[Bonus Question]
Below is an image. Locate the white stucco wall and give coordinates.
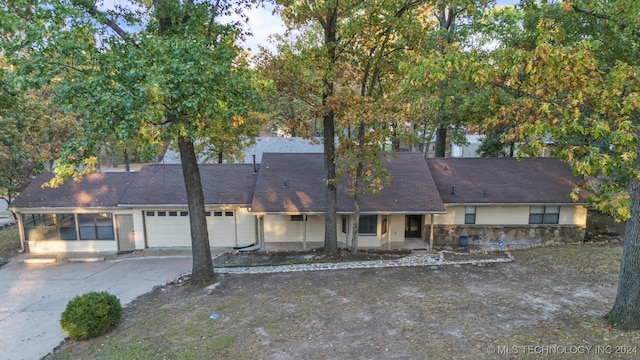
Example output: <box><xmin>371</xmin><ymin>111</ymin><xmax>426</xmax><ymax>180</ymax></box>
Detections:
<box><xmin>475</xmin><ymin>206</ymin><xmax>530</xmax><ymax>225</ymax></box>
<box><xmin>263</xmin><ymin>215</ymin><xmax>324</xmax><ymax>243</ymax></box>
<box><xmin>434</xmin><ymin>204</ymin><xmax>588</xmax><ymax>226</ymax></box>
<box><xmin>388</xmin><ymin>215</ymin><xmax>406</xmax><ymax>242</ymax></box>
<box><xmin>559</xmin><ymin>205</ymin><xmax>587</xmax><ymax>226</ymax></box>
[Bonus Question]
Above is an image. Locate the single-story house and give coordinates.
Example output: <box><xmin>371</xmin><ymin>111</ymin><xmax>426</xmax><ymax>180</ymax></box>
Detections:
<box><xmin>10</xmin><ymin>154</ymin><xmax>588</xmax><ymax>254</ymax></box>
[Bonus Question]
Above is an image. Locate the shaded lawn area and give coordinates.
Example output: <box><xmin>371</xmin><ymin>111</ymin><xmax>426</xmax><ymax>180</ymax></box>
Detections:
<box><xmin>47</xmin><ymin>245</ymin><xmax>640</xmax><ymax>360</ymax></box>
<box><xmin>0</xmin><ymin>226</ymin><xmax>21</xmax><ymax>268</ymax></box>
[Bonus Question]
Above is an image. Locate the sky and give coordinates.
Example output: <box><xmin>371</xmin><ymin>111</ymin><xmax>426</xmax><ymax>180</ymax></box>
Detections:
<box><xmin>232</xmin><ymin>0</ymin><xmax>520</xmax><ymax>55</ymax></box>
<box><xmin>100</xmin><ymin>0</ymin><xmax>519</xmax><ymax>55</ymax></box>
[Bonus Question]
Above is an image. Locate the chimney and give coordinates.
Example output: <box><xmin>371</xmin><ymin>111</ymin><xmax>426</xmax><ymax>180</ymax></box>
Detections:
<box><xmin>252</xmin><ymin>154</ymin><xmax>257</xmax><ymax>173</ymax></box>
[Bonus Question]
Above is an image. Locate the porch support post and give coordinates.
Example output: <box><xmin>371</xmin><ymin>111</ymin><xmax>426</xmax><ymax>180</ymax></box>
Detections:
<box><xmin>387</xmin><ymin>215</ymin><xmax>391</xmax><ymax>250</ymax></box>
<box><xmin>303</xmin><ymin>215</ymin><xmax>307</xmax><ymax>250</ymax></box>
<box><xmin>15</xmin><ymin>212</ymin><xmax>25</xmax><ymax>253</ymax></box>
<box><xmin>259</xmin><ymin>215</ymin><xmax>265</xmax><ymax>249</ymax></box>
<box><xmin>429</xmin><ymin>214</ymin><xmax>435</xmax><ymax>251</ymax></box>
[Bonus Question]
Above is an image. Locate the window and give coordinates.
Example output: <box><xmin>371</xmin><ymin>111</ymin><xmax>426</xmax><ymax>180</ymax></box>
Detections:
<box><xmin>213</xmin><ymin>211</ymin><xmax>222</xmax><ymax>216</ymax></box>
<box><xmin>465</xmin><ymin>206</ymin><xmax>476</xmax><ymax>224</ymax></box>
<box><xmin>529</xmin><ymin>206</ymin><xmax>560</xmax><ymax>224</ymax></box>
<box><xmin>157</xmin><ymin>211</ymin><xmax>166</xmax><ymax>216</ymax></box>
<box><xmin>225</xmin><ymin>211</ymin><xmax>234</xmax><ymax>217</ymax></box>
<box><xmin>22</xmin><ymin>213</ymin><xmax>76</xmax><ymax>241</ymax></box>
<box><xmin>205</xmin><ymin>211</ymin><xmax>211</xmax><ymax>216</ymax></box>
<box><xmin>169</xmin><ymin>211</ymin><xmax>178</xmax><ymax>217</ymax></box>
<box><xmin>291</xmin><ymin>215</ymin><xmax>304</xmax><ymax>221</ymax></box>
<box><xmin>22</xmin><ymin>213</ymin><xmax>115</xmax><ymax>241</ymax></box>
<box><xmin>180</xmin><ymin>211</ymin><xmax>188</xmax><ymax>216</ymax></box>
<box><xmin>78</xmin><ymin>213</ymin><xmax>114</xmax><ymax>240</ymax></box>
<box><xmin>146</xmin><ymin>211</ymin><xmax>155</xmax><ymax>216</ymax></box>
<box><xmin>359</xmin><ymin>215</ymin><xmax>377</xmax><ymax>235</ymax></box>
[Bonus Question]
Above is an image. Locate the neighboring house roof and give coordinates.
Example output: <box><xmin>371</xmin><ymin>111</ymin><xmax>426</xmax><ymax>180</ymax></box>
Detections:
<box><xmin>119</xmin><ymin>164</ymin><xmax>258</xmax><ymax>206</ymax></box>
<box><xmin>251</xmin><ymin>153</ymin><xmax>446</xmax><ymax>214</ymax></box>
<box><xmin>10</xmin><ymin>172</ymin><xmax>137</xmax><ymax>209</ymax></box>
<box><xmin>426</xmin><ymin>157</ymin><xmax>588</xmax><ymax>204</ymax></box>
<box><xmin>244</xmin><ymin>137</ymin><xmax>323</xmax><ymax>164</ymax></box>
<box><xmin>161</xmin><ymin>137</ymin><xmax>324</xmax><ymax>164</ymax></box>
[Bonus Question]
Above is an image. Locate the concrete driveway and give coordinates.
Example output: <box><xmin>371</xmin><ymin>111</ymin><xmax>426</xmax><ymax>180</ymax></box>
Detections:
<box><xmin>0</xmin><ymin>251</ymin><xmax>194</xmax><ymax>360</ymax></box>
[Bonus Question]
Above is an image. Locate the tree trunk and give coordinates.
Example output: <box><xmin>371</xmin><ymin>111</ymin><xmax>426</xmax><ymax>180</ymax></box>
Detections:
<box><xmin>323</xmin><ymin>110</ymin><xmax>338</xmax><ymax>255</ymax></box>
<box><xmin>321</xmin><ymin>10</ymin><xmax>339</xmax><ymax>256</ymax></box>
<box><xmin>435</xmin><ymin>126</ymin><xmax>447</xmax><ymax>157</ymax></box>
<box><xmin>178</xmin><ymin>136</ymin><xmax>215</xmax><ymax>286</ymax></box>
<box><xmin>350</xmin><ymin>123</ymin><xmax>366</xmax><ymax>254</ymax></box>
<box><xmin>607</xmin><ymin>176</ymin><xmax>640</xmax><ymax>330</ymax></box>
<box><xmin>124</xmin><ymin>149</ymin><xmax>130</xmax><ymax>172</ymax></box>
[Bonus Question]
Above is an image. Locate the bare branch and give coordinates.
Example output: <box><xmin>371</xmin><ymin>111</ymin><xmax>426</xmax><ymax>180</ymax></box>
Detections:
<box><xmin>70</xmin><ymin>0</ymin><xmax>132</xmax><ymax>42</ymax></box>
<box><xmin>570</xmin><ymin>4</ymin><xmax>640</xmax><ymax>38</ymax></box>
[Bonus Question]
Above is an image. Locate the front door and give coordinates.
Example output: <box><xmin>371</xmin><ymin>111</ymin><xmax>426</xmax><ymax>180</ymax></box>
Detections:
<box><xmin>116</xmin><ymin>215</ymin><xmax>136</xmax><ymax>252</ymax></box>
<box><xmin>405</xmin><ymin>215</ymin><xmax>422</xmax><ymax>238</ymax></box>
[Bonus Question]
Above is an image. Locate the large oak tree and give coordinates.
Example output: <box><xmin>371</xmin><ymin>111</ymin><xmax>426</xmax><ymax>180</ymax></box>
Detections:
<box><xmin>3</xmin><ymin>0</ymin><xmax>264</xmax><ymax>285</ymax></box>
<box><xmin>483</xmin><ymin>0</ymin><xmax>640</xmax><ymax>330</ymax></box>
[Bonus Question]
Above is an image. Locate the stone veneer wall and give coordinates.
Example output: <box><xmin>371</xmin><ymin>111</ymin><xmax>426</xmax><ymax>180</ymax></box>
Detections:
<box><xmin>433</xmin><ymin>225</ymin><xmax>586</xmax><ymax>247</ymax></box>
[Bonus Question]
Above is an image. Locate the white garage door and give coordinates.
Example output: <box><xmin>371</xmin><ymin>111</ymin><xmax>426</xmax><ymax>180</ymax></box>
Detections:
<box><xmin>207</xmin><ymin>210</ymin><xmax>237</xmax><ymax>247</ymax></box>
<box><xmin>144</xmin><ymin>210</ymin><xmax>237</xmax><ymax>248</ymax></box>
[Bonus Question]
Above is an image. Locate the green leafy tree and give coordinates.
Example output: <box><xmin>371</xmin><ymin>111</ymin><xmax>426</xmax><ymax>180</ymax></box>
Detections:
<box><xmin>276</xmin><ymin>0</ymin><xmax>348</xmax><ymax>255</ymax></box>
<box><xmin>483</xmin><ymin>0</ymin><xmax>640</xmax><ymax>329</ymax></box>
<box><xmin>3</xmin><ymin>0</ymin><xmax>264</xmax><ymax>285</ymax></box>
<box><xmin>0</xmin><ymin>68</ymin><xmax>82</xmax><ymax>208</ymax></box>
<box><xmin>275</xmin><ymin>0</ymin><xmax>441</xmax><ymax>253</ymax></box>
<box><xmin>333</xmin><ymin>0</ymin><xmax>431</xmax><ymax>252</ymax></box>
<box><xmin>256</xmin><ymin>32</ymin><xmax>324</xmax><ymax>138</ymax></box>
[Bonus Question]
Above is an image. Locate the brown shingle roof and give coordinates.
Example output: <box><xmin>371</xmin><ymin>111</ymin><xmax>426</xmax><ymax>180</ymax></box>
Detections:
<box><xmin>426</xmin><ymin>157</ymin><xmax>588</xmax><ymax>204</ymax></box>
<box><xmin>10</xmin><ymin>172</ymin><xmax>137</xmax><ymax>209</ymax></box>
<box><xmin>119</xmin><ymin>164</ymin><xmax>258</xmax><ymax>206</ymax></box>
<box><xmin>251</xmin><ymin>153</ymin><xmax>445</xmax><ymax>214</ymax></box>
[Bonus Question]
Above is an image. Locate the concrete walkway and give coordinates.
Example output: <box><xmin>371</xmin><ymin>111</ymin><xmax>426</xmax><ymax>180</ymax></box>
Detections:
<box><xmin>0</xmin><ymin>249</ymin><xmax>512</xmax><ymax>360</ymax></box>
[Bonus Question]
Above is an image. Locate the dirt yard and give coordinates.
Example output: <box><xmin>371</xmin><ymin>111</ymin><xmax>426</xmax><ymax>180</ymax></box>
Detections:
<box><xmin>45</xmin><ymin>244</ymin><xmax>640</xmax><ymax>360</ymax></box>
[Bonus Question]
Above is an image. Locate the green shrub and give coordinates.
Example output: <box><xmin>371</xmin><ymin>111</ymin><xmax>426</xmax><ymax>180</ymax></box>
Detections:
<box><xmin>60</xmin><ymin>291</ymin><xmax>122</xmax><ymax>340</ymax></box>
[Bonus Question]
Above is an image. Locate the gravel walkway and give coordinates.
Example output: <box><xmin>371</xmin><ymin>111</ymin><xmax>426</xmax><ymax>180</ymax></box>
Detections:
<box><xmin>212</xmin><ymin>251</ymin><xmax>514</xmax><ymax>275</ymax></box>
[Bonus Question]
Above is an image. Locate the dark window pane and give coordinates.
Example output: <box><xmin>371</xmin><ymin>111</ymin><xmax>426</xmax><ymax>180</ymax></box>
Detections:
<box><xmin>214</xmin><ymin>211</ymin><xmax>222</xmax><ymax>217</ymax></box>
<box><xmin>225</xmin><ymin>211</ymin><xmax>234</xmax><ymax>217</ymax></box>
<box><xmin>465</xmin><ymin>214</ymin><xmax>476</xmax><ymax>225</ymax></box>
<box><xmin>97</xmin><ymin>226</ymin><xmax>114</xmax><ymax>240</ymax></box>
<box><xmin>291</xmin><ymin>215</ymin><xmax>304</xmax><ymax>221</ymax></box>
<box><xmin>205</xmin><ymin>211</ymin><xmax>211</xmax><ymax>216</ymax></box>
<box><xmin>146</xmin><ymin>211</ymin><xmax>155</xmax><ymax>216</ymax></box>
<box><xmin>544</xmin><ymin>214</ymin><xmax>559</xmax><ymax>224</ymax></box>
<box><xmin>157</xmin><ymin>211</ymin><xmax>166</xmax><ymax>216</ymax></box>
<box><xmin>169</xmin><ymin>211</ymin><xmax>177</xmax><ymax>217</ymax></box>
<box><xmin>180</xmin><ymin>212</ymin><xmax>188</xmax><ymax>216</ymax></box>
<box><xmin>359</xmin><ymin>215</ymin><xmax>377</xmax><ymax>235</ymax></box>
<box><xmin>80</xmin><ymin>226</ymin><xmax>97</xmax><ymax>239</ymax></box>
<box><xmin>78</xmin><ymin>213</ymin><xmax>114</xmax><ymax>240</ymax></box>
<box><xmin>529</xmin><ymin>214</ymin><xmax>544</xmax><ymax>224</ymax></box>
